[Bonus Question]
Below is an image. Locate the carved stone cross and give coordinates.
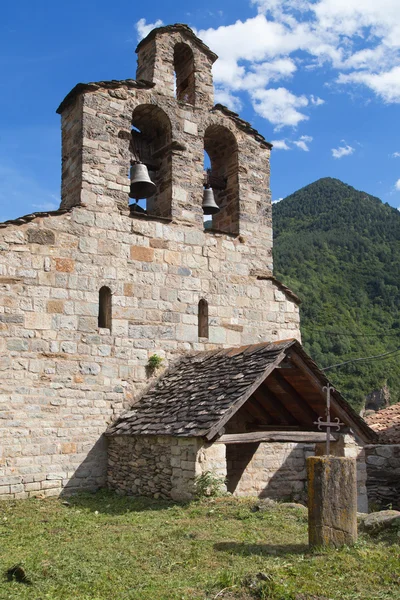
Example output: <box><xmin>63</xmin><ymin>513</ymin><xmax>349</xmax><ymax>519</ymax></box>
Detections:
<box><xmin>314</xmin><ymin>384</ymin><xmax>344</xmax><ymax>455</ymax></box>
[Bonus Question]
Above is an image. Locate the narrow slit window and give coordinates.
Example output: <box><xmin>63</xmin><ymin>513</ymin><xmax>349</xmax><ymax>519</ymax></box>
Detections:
<box><xmin>198</xmin><ymin>299</ymin><xmax>209</xmax><ymax>339</ymax></box>
<box><xmin>98</xmin><ymin>286</ymin><xmax>112</xmax><ymax>330</ymax></box>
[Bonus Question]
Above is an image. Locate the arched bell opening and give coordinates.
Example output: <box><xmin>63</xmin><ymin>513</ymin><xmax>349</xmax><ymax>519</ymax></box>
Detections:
<box><xmin>130</xmin><ymin>105</ymin><xmax>172</xmax><ymax>218</ymax></box>
<box><xmin>204</xmin><ymin>125</ymin><xmax>239</xmax><ymax>234</ymax></box>
<box><xmin>203</xmin><ymin>149</ymin><xmax>214</xmax><ymax>229</ymax></box>
<box><xmin>174</xmin><ymin>43</ymin><xmax>195</xmax><ymax>105</ymax></box>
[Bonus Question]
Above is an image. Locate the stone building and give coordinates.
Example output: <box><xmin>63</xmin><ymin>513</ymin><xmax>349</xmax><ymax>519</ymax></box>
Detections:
<box><xmin>0</xmin><ymin>24</ymin><xmax>375</xmax><ymax>504</ymax></box>
<box><xmin>364</xmin><ymin>404</ymin><xmax>400</xmax><ymax>510</ymax></box>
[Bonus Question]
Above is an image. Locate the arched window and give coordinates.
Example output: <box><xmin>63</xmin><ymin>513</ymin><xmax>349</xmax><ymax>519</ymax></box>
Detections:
<box><xmin>174</xmin><ymin>43</ymin><xmax>195</xmax><ymax>105</ymax></box>
<box><xmin>98</xmin><ymin>286</ymin><xmax>112</xmax><ymax>330</ymax></box>
<box><xmin>204</xmin><ymin>125</ymin><xmax>239</xmax><ymax>234</ymax></box>
<box><xmin>198</xmin><ymin>299</ymin><xmax>209</xmax><ymax>339</ymax></box>
<box><xmin>130</xmin><ymin>105</ymin><xmax>172</xmax><ymax>218</ymax></box>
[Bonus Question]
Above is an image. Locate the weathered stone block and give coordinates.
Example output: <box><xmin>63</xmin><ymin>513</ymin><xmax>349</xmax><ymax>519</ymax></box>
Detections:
<box><xmin>25</xmin><ymin>313</ymin><xmax>52</xmax><ymax>330</ymax></box>
<box><xmin>307</xmin><ymin>456</ymin><xmax>357</xmax><ymax>547</ymax></box>
<box><xmin>27</xmin><ymin>229</ymin><xmax>56</xmax><ymax>245</ymax></box>
<box><xmin>55</xmin><ymin>258</ymin><xmax>75</xmax><ymax>272</ymax></box>
<box><xmin>130</xmin><ymin>246</ymin><xmax>154</xmax><ymax>262</ymax></box>
<box><xmin>47</xmin><ymin>300</ymin><xmax>65</xmax><ymax>314</ymax></box>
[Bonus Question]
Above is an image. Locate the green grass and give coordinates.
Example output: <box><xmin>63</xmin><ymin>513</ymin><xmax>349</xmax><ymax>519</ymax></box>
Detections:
<box><xmin>0</xmin><ymin>492</ymin><xmax>399</xmax><ymax>599</ymax></box>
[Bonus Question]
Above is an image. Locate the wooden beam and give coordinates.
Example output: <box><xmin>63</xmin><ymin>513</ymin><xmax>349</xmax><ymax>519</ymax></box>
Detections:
<box><xmin>215</xmin><ymin>431</ymin><xmax>337</xmax><ymax>444</ymax></box>
<box><xmin>245</xmin><ymin>397</ymin><xmax>272</xmax><ymax>424</ymax></box>
<box><xmin>268</xmin><ymin>370</ymin><xmax>319</xmax><ymax>424</ymax></box>
<box><xmin>255</xmin><ymin>385</ymin><xmax>298</xmax><ymax>426</ymax></box>
<box><xmin>289</xmin><ymin>351</ymin><xmax>372</xmax><ymax>442</ymax></box>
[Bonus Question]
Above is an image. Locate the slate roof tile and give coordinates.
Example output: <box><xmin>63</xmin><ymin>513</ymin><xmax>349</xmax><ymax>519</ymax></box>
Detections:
<box><xmin>107</xmin><ymin>340</ymin><xmax>289</xmax><ymax>438</ymax></box>
<box><xmin>107</xmin><ymin>339</ymin><xmax>375</xmax><ymax>442</ymax></box>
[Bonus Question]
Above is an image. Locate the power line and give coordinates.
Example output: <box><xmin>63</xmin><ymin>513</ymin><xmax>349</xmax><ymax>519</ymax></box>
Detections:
<box><xmin>322</xmin><ymin>347</ymin><xmax>400</xmax><ymax>371</ymax></box>
<box><xmin>302</xmin><ymin>327</ymin><xmax>399</xmax><ymax>338</ymax></box>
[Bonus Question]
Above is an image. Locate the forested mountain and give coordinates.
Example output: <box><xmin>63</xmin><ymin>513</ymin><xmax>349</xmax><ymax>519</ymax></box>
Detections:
<box><xmin>273</xmin><ymin>177</ymin><xmax>400</xmax><ymax>411</ymax></box>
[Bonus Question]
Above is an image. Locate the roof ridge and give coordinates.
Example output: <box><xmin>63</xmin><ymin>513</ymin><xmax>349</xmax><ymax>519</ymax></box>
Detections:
<box><xmin>135</xmin><ymin>24</ymin><xmax>218</xmax><ymax>63</ymax></box>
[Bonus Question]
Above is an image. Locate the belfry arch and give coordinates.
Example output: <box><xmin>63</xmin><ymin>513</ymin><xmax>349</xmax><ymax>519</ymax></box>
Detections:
<box><xmin>204</xmin><ymin>124</ymin><xmax>239</xmax><ymax>234</ymax></box>
<box><xmin>130</xmin><ymin>104</ymin><xmax>173</xmax><ymax>218</ymax></box>
<box><xmin>174</xmin><ymin>43</ymin><xmax>196</xmax><ymax>105</ymax></box>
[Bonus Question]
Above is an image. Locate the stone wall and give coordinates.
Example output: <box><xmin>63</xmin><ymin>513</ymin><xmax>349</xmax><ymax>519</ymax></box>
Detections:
<box><xmin>107</xmin><ymin>438</ymin><xmax>312</xmax><ymax>502</ymax></box>
<box><xmin>107</xmin><ymin>435</ymin><xmax>368</xmax><ymax>506</ymax></box>
<box><xmin>365</xmin><ymin>445</ymin><xmax>400</xmax><ymax>510</ymax></box>
<box><xmin>0</xmin><ymin>210</ymin><xmax>300</xmax><ymax>500</ymax></box>
<box><xmin>108</xmin><ymin>435</ymin><xmax>199</xmax><ymax>500</ymax></box>
<box><xmin>224</xmin><ymin>442</ymin><xmax>313</xmax><ymax>503</ymax></box>
<box><xmin>0</xmin><ymin>25</ymin><xmax>301</xmax><ymax>500</ymax></box>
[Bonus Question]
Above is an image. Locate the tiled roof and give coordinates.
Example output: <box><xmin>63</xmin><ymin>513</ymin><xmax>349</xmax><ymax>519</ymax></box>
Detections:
<box><xmin>365</xmin><ymin>404</ymin><xmax>400</xmax><ymax>443</ymax></box>
<box><xmin>107</xmin><ymin>339</ymin><xmax>375</xmax><ymax>441</ymax></box>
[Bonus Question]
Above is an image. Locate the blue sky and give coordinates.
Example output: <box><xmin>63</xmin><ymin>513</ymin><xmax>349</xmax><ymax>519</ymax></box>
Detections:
<box><xmin>1</xmin><ymin>0</ymin><xmax>400</xmax><ymax>221</ymax></box>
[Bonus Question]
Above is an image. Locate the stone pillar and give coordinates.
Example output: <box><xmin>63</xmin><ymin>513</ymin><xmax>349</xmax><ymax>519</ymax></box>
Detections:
<box><xmin>307</xmin><ymin>456</ymin><xmax>357</xmax><ymax>547</ymax></box>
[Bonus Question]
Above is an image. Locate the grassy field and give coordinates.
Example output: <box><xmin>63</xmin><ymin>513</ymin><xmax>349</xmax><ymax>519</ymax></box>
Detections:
<box><xmin>0</xmin><ymin>492</ymin><xmax>399</xmax><ymax>600</ymax></box>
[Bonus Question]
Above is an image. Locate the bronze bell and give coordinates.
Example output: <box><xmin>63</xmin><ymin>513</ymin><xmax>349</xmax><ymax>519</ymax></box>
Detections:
<box><xmin>202</xmin><ymin>186</ymin><xmax>220</xmax><ymax>215</ymax></box>
<box><xmin>129</xmin><ymin>163</ymin><xmax>156</xmax><ymax>200</ymax></box>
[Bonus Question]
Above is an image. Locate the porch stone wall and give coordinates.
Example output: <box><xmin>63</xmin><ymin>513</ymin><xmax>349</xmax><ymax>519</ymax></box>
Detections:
<box><xmin>224</xmin><ymin>442</ymin><xmax>314</xmax><ymax>503</ymax></box>
<box><xmin>107</xmin><ymin>435</ymin><xmax>368</xmax><ymax>506</ymax></box>
<box><xmin>107</xmin><ymin>435</ymin><xmax>199</xmax><ymax>500</ymax></box>
<box><xmin>365</xmin><ymin>444</ymin><xmax>400</xmax><ymax>511</ymax></box>
<box><xmin>197</xmin><ymin>436</ymin><xmax>368</xmax><ymax>510</ymax></box>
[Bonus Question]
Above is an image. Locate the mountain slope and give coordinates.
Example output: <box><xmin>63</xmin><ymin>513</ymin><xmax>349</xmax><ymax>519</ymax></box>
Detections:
<box><xmin>273</xmin><ymin>177</ymin><xmax>400</xmax><ymax>410</ymax></box>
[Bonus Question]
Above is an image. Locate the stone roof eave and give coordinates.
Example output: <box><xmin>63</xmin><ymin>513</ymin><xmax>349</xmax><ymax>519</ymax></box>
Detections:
<box><xmin>56</xmin><ymin>79</ymin><xmax>155</xmax><ymax>115</ymax></box>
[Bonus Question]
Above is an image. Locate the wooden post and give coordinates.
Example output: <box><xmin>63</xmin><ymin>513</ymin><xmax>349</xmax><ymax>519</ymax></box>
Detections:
<box><xmin>307</xmin><ymin>456</ymin><xmax>357</xmax><ymax>547</ymax></box>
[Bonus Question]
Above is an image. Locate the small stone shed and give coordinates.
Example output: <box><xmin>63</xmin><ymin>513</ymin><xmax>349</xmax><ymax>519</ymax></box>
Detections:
<box><xmin>107</xmin><ymin>339</ymin><xmax>375</xmax><ymax>507</ymax></box>
<box><xmin>365</xmin><ymin>404</ymin><xmax>400</xmax><ymax>510</ymax></box>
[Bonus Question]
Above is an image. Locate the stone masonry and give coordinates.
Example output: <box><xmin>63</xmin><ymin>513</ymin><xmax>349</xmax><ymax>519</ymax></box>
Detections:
<box><xmin>108</xmin><ymin>436</ymin><xmax>311</xmax><ymax>502</ymax></box>
<box><xmin>365</xmin><ymin>445</ymin><xmax>400</xmax><ymax>510</ymax></box>
<box><xmin>0</xmin><ymin>25</ymin><xmax>300</xmax><ymax>499</ymax></box>
<box><xmin>108</xmin><ymin>435</ymin><xmax>368</xmax><ymax>505</ymax></box>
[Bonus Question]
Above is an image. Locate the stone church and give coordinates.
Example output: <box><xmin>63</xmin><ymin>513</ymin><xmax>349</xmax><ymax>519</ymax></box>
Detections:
<box><xmin>0</xmin><ymin>24</ymin><xmax>375</xmax><ymax>507</ymax></box>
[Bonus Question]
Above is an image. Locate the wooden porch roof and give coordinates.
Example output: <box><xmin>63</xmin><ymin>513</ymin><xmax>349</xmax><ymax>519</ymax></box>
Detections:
<box><xmin>107</xmin><ymin>339</ymin><xmax>376</xmax><ymax>443</ymax></box>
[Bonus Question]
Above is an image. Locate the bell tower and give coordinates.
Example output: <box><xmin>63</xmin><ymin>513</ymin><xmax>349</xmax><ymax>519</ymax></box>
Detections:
<box><xmin>57</xmin><ymin>23</ymin><xmax>273</xmax><ymax>266</ymax></box>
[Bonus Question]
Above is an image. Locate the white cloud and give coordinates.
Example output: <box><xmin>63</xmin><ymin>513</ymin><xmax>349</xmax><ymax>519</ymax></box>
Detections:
<box><xmin>195</xmin><ymin>0</ymin><xmax>400</xmax><ymax>127</ymax></box>
<box><xmin>332</xmin><ymin>144</ymin><xmax>355</xmax><ymax>159</ymax></box>
<box><xmin>214</xmin><ymin>88</ymin><xmax>242</xmax><ymax>112</ymax></box>
<box><xmin>271</xmin><ymin>139</ymin><xmax>290</xmax><ymax>150</ymax></box>
<box><xmin>136</xmin><ymin>18</ymin><xmax>164</xmax><ymax>41</ymax></box>
<box><xmin>251</xmin><ymin>87</ymin><xmax>310</xmax><ymax>128</ymax></box>
<box><xmin>395</xmin><ymin>179</ymin><xmax>400</xmax><ymax>191</ymax></box>
<box><xmin>293</xmin><ymin>135</ymin><xmax>313</xmax><ymax>151</ymax></box>
<box><xmin>272</xmin><ymin>197</ymin><xmax>283</xmax><ymax>203</ymax></box>
<box><xmin>197</xmin><ymin>16</ymin><xmax>324</xmax><ymax>127</ymax></box>
<box><xmin>392</xmin><ymin>152</ymin><xmax>400</xmax><ymax>158</ymax></box>
<box><xmin>310</xmin><ymin>95</ymin><xmax>324</xmax><ymax>106</ymax></box>
<box><xmin>338</xmin><ymin>66</ymin><xmax>400</xmax><ymax>103</ymax></box>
